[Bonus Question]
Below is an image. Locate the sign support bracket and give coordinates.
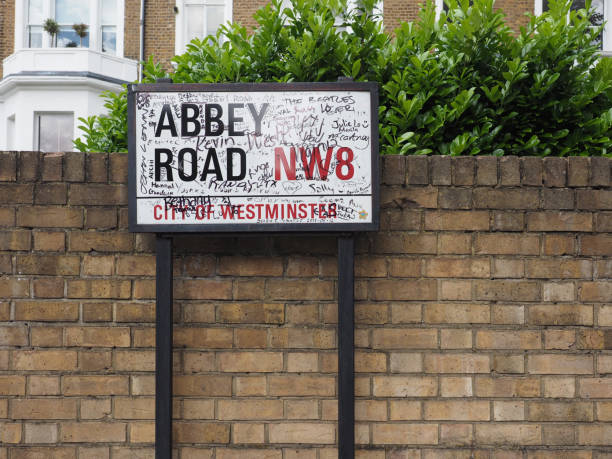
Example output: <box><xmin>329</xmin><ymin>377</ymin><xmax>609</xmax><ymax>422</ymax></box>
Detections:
<box><xmin>338</xmin><ymin>234</ymin><xmax>355</xmax><ymax>458</ymax></box>
<box><xmin>155</xmin><ymin>234</ymin><xmax>173</xmax><ymax>459</ymax></box>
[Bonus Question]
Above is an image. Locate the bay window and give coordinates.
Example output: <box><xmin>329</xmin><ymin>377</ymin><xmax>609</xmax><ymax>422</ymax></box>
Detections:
<box><xmin>56</xmin><ymin>0</ymin><xmax>90</xmax><ymax>48</ymax></box>
<box><xmin>27</xmin><ymin>0</ymin><xmax>44</xmax><ymax>47</ymax></box>
<box><xmin>20</xmin><ymin>0</ymin><xmax>123</xmax><ymax>55</ymax></box>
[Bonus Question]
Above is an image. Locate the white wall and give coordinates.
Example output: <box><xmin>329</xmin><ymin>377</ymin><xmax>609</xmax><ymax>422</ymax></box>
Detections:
<box><xmin>0</xmin><ymin>78</ymin><xmax>118</xmax><ymax>151</ymax></box>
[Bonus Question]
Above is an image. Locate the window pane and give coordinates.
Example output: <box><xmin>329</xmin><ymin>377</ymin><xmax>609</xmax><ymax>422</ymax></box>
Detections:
<box><xmin>55</xmin><ymin>0</ymin><xmax>89</xmax><ymax>24</ymax></box>
<box><xmin>29</xmin><ymin>26</ymin><xmax>43</xmax><ymax>47</ymax></box>
<box><xmin>102</xmin><ymin>26</ymin><xmax>117</xmax><ymax>53</ymax></box>
<box><xmin>37</xmin><ymin>113</ymin><xmax>74</xmax><ymax>152</ymax></box>
<box><xmin>28</xmin><ymin>0</ymin><xmax>44</xmax><ymax>24</ymax></box>
<box><xmin>187</xmin><ymin>5</ymin><xmax>205</xmax><ymax>40</ymax></box>
<box><xmin>101</xmin><ymin>0</ymin><xmax>117</xmax><ymax>25</ymax></box>
<box><xmin>58</xmin><ymin>26</ymin><xmax>89</xmax><ymax>47</ymax></box>
<box><xmin>206</xmin><ymin>5</ymin><xmax>225</xmax><ymax>36</ymax></box>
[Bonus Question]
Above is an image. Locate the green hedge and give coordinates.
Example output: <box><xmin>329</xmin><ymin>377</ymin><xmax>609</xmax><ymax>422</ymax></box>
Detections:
<box><xmin>75</xmin><ymin>0</ymin><xmax>612</xmax><ymax>156</ymax></box>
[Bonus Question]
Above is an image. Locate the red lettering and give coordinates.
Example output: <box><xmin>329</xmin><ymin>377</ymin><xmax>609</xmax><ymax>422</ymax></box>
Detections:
<box><xmin>335</xmin><ymin>147</ymin><xmax>354</xmax><ymax>180</ymax></box>
<box><xmin>154</xmin><ymin>205</ymin><xmax>163</xmax><ymax>220</ymax></box>
<box><xmin>287</xmin><ymin>204</ymin><xmax>297</xmax><ymax>219</ymax></box>
<box><xmin>298</xmin><ymin>203</ymin><xmax>307</xmax><ymax>218</ymax></box>
<box><xmin>274</xmin><ymin>147</ymin><xmax>296</xmax><ymax>180</ymax></box>
<box><xmin>221</xmin><ymin>205</ymin><xmax>235</xmax><ymax>219</ymax></box>
<box><xmin>265</xmin><ymin>204</ymin><xmax>278</xmax><ymax>219</ymax></box>
<box><xmin>246</xmin><ymin>204</ymin><xmax>255</xmax><ymax>219</ymax></box>
<box><xmin>329</xmin><ymin>203</ymin><xmax>337</xmax><ymax>218</ymax></box>
<box><xmin>300</xmin><ymin>147</ymin><xmax>333</xmax><ymax>180</ymax></box>
<box><xmin>195</xmin><ymin>205</ymin><xmax>205</xmax><ymax>220</ymax></box>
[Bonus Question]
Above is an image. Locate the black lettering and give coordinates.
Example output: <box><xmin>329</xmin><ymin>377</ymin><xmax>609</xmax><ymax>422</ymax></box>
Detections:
<box><xmin>227</xmin><ymin>147</ymin><xmax>246</xmax><ymax>181</ymax></box>
<box><xmin>178</xmin><ymin>148</ymin><xmax>197</xmax><ymax>181</ymax></box>
<box><xmin>200</xmin><ymin>148</ymin><xmax>223</xmax><ymax>181</ymax></box>
<box><xmin>205</xmin><ymin>104</ymin><xmax>224</xmax><ymax>136</ymax></box>
<box><xmin>154</xmin><ymin>148</ymin><xmax>173</xmax><ymax>181</ymax></box>
<box><xmin>228</xmin><ymin>103</ymin><xmax>245</xmax><ymax>136</ymax></box>
<box><xmin>155</xmin><ymin>104</ymin><xmax>178</xmax><ymax>137</ymax></box>
<box><xmin>181</xmin><ymin>103</ymin><xmax>201</xmax><ymax>136</ymax></box>
<box><xmin>247</xmin><ymin>103</ymin><xmax>269</xmax><ymax>135</ymax></box>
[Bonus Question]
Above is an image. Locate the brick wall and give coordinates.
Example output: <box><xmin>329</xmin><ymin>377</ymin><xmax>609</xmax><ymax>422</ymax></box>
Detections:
<box><xmin>0</xmin><ymin>152</ymin><xmax>611</xmax><ymax>457</ymax></box>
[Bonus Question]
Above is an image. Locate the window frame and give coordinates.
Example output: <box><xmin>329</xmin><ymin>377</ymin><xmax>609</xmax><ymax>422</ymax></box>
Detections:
<box><xmin>33</xmin><ymin>111</ymin><xmax>74</xmax><ymax>153</ymax></box>
<box><xmin>174</xmin><ymin>0</ymin><xmax>233</xmax><ymax>55</ymax></box>
<box><xmin>534</xmin><ymin>0</ymin><xmax>611</xmax><ymax>54</ymax></box>
<box><xmin>16</xmin><ymin>0</ymin><xmax>125</xmax><ymax>56</ymax></box>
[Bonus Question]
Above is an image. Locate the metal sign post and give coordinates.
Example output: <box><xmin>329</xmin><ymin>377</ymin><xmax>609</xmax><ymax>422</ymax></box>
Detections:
<box><xmin>155</xmin><ymin>235</ymin><xmax>173</xmax><ymax>459</ymax></box>
<box><xmin>128</xmin><ymin>80</ymin><xmax>378</xmax><ymax>458</ymax></box>
<box><xmin>338</xmin><ymin>235</ymin><xmax>355</xmax><ymax>458</ymax></box>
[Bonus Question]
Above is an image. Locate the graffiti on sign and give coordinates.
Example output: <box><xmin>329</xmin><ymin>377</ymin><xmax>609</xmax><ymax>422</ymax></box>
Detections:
<box><xmin>129</xmin><ymin>83</ymin><xmax>378</xmax><ymax>232</ymax></box>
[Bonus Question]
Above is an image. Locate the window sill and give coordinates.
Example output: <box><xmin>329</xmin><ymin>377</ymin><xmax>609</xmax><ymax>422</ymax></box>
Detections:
<box><xmin>3</xmin><ymin>48</ymin><xmax>138</xmax><ymax>82</ymax></box>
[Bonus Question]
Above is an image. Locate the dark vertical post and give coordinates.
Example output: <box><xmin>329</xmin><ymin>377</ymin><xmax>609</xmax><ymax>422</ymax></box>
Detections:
<box><xmin>338</xmin><ymin>235</ymin><xmax>355</xmax><ymax>459</ymax></box>
<box><xmin>156</xmin><ymin>235</ymin><xmax>173</xmax><ymax>459</ymax></box>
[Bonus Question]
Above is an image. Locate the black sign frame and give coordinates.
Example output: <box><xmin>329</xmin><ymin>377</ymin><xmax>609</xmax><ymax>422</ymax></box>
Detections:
<box><xmin>127</xmin><ymin>81</ymin><xmax>379</xmax><ymax>233</ymax></box>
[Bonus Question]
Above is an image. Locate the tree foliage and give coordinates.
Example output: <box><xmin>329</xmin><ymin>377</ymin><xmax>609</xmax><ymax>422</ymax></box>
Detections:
<box><xmin>75</xmin><ymin>0</ymin><xmax>612</xmax><ymax>156</ymax></box>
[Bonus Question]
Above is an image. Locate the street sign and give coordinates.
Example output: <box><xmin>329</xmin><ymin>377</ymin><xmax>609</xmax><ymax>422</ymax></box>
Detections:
<box><xmin>128</xmin><ymin>82</ymin><xmax>379</xmax><ymax>232</ymax></box>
